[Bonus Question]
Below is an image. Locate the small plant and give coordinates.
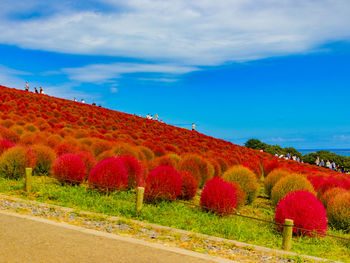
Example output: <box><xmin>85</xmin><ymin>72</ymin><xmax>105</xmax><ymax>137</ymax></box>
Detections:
<box><xmin>200</xmin><ymin>176</ymin><xmax>237</xmax><ymax>216</ymax></box>
<box><xmin>320</xmin><ymin>187</ymin><xmax>347</xmax><ymax>208</ymax></box>
<box><xmin>327</xmin><ymin>192</ymin><xmax>350</xmax><ymax>232</ymax></box>
<box><xmin>264</xmin><ymin>168</ymin><xmax>291</xmax><ymax>197</ymax></box>
<box><xmin>178</xmin><ymin>171</ymin><xmax>198</xmax><ymax>200</ymax></box>
<box><xmin>119</xmin><ymin>155</ymin><xmax>144</xmax><ymax>189</ymax></box>
<box><xmin>144</xmin><ymin>165</ymin><xmax>182</xmax><ymax>203</ymax></box>
<box><xmin>275</xmin><ymin>191</ymin><xmax>327</xmax><ymax>236</ymax></box>
<box><xmin>271</xmin><ymin>174</ymin><xmax>315</xmax><ymax>206</ymax></box>
<box><xmin>0</xmin><ymin>145</ymin><xmax>36</xmax><ymax>179</ymax></box>
<box><xmin>52</xmin><ymin>154</ymin><xmax>86</xmax><ymax>184</ymax></box>
<box><xmin>88</xmin><ymin>157</ymin><xmax>127</xmax><ymax>191</ymax></box>
<box><xmin>222</xmin><ymin>165</ymin><xmax>258</xmax><ymax>204</ymax></box>
<box><xmin>32</xmin><ymin>144</ymin><xmax>56</xmax><ymax>175</ymax></box>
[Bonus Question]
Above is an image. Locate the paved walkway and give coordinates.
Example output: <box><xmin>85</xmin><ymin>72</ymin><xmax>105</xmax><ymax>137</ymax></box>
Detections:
<box><xmin>0</xmin><ymin>211</ymin><xmax>235</xmax><ymax>263</ymax></box>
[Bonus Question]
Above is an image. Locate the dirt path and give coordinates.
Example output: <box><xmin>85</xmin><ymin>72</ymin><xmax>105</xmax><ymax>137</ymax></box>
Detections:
<box><xmin>0</xmin><ymin>211</ymin><xmax>236</xmax><ymax>263</ymax></box>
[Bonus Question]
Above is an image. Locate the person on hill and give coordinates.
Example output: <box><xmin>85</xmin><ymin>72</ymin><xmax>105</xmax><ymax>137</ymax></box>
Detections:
<box><xmin>331</xmin><ymin>161</ymin><xmax>336</xmax><ymax>171</ymax></box>
<box><xmin>98</xmin><ymin>104</ymin><xmax>101</xmax><ymax>107</ymax></box>
<box><xmin>155</xmin><ymin>113</ymin><xmax>159</xmax><ymax>121</ymax></box>
<box><xmin>34</xmin><ymin>87</ymin><xmax>38</xmax><ymax>93</ymax></box>
<box><xmin>73</xmin><ymin>97</ymin><xmax>77</xmax><ymax>102</ymax></box>
<box><xmin>319</xmin><ymin>159</ymin><xmax>325</xmax><ymax>167</ymax></box>
<box><xmin>24</xmin><ymin>82</ymin><xmax>29</xmax><ymax>91</ymax></box>
<box><xmin>81</xmin><ymin>99</ymin><xmax>85</xmax><ymax>103</ymax></box>
<box><xmin>326</xmin><ymin>160</ymin><xmax>331</xmax><ymax>169</ymax></box>
<box><xmin>192</xmin><ymin>123</ymin><xmax>195</xmax><ymax>131</ymax></box>
<box><xmin>92</xmin><ymin>101</ymin><xmax>96</xmax><ymax>106</ymax></box>
<box><xmin>39</xmin><ymin>87</ymin><xmax>44</xmax><ymax>94</ymax></box>
<box><xmin>315</xmin><ymin>157</ymin><xmax>320</xmax><ymax>166</ymax></box>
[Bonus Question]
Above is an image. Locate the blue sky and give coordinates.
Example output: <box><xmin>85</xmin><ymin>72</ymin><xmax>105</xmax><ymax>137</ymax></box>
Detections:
<box><xmin>1</xmin><ymin>0</ymin><xmax>350</xmax><ymax>149</ymax></box>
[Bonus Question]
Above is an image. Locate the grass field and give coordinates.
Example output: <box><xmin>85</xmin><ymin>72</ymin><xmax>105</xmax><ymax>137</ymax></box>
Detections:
<box><xmin>0</xmin><ymin>176</ymin><xmax>349</xmax><ymax>262</ymax></box>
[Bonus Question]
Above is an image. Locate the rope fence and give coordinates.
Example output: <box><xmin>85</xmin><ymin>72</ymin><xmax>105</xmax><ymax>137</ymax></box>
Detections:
<box><xmin>23</xmin><ymin>168</ymin><xmax>350</xmax><ymax>250</ymax></box>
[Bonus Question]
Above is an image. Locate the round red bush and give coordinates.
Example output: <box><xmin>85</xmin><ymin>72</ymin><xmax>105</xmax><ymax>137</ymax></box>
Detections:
<box><xmin>118</xmin><ymin>155</ymin><xmax>144</xmax><ymax>189</ymax></box>
<box><xmin>178</xmin><ymin>171</ymin><xmax>198</xmax><ymax>200</ymax></box>
<box><xmin>88</xmin><ymin>157</ymin><xmax>127</xmax><ymax>191</ymax></box>
<box><xmin>144</xmin><ymin>165</ymin><xmax>182</xmax><ymax>203</ymax></box>
<box><xmin>275</xmin><ymin>191</ymin><xmax>327</xmax><ymax>236</ymax></box>
<box><xmin>200</xmin><ymin>177</ymin><xmax>237</xmax><ymax>216</ymax></box>
<box><xmin>52</xmin><ymin>154</ymin><xmax>87</xmax><ymax>184</ymax></box>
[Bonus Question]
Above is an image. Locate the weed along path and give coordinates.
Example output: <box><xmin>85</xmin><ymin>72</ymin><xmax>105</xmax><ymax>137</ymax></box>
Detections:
<box><xmin>0</xmin><ymin>211</ymin><xmax>236</xmax><ymax>263</ymax></box>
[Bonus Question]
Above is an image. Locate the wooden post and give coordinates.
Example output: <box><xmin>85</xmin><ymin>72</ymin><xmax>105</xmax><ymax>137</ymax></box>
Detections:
<box><xmin>282</xmin><ymin>219</ymin><xmax>294</xmax><ymax>250</ymax></box>
<box><xmin>136</xmin><ymin>187</ymin><xmax>145</xmax><ymax>213</ymax></box>
<box><xmin>25</xmin><ymin>168</ymin><xmax>32</xmax><ymax>193</ymax></box>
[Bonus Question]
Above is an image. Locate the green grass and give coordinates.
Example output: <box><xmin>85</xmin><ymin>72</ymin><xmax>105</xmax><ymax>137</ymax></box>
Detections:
<box><xmin>0</xmin><ymin>176</ymin><xmax>349</xmax><ymax>262</ymax></box>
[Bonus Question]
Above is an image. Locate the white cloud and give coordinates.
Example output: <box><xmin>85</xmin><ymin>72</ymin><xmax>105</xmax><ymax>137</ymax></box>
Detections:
<box><xmin>0</xmin><ymin>0</ymin><xmax>349</xmax><ymax>66</ymax></box>
<box><xmin>0</xmin><ymin>65</ymin><xmax>31</xmax><ymax>89</ymax></box>
<box><xmin>110</xmin><ymin>87</ymin><xmax>118</xmax><ymax>93</ymax></box>
<box><xmin>62</xmin><ymin>62</ymin><xmax>198</xmax><ymax>83</ymax></box>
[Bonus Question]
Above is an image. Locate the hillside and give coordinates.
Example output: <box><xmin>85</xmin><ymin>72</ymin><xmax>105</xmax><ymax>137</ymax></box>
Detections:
<box><xmin>0</xmin><ymin>85</ymin><xmax>340</xmax><ymax>179</ymax></box>
<box><xmin>1</xmin><ymin>84</ymin><xmax>350</xmax><ymax>261</ymax></box>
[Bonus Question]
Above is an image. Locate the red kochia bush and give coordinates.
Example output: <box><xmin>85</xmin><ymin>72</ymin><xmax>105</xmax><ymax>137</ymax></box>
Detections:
<box><xmin>119</xmin><ymin>155</ymin><xmax>144</xmax><ymax>189</ymax></box>
<box><xmin>88</xmin><ymin>157</ymin><xmax>127</xmax><ymax>191</ymax></box>
<box><xmin>52</xmin><ymin>154</ymin><xmax>86</xmax><ymax>184</ymax></box>
<box><xmin>178</xmin><ymin>171</ymin><xmax>198</xmax><ymax>200</ymax></box>
<box><xmin>144</xmin><ymin>165</ymin><xmax>182</xmax><ymax>203</ymax></box>
<box><xmin>0</xmin><ymin>139</ymin><xmax>15</xmax><ymax>155</ymax></box>
<box><xmin>200</xmin><ymin>177</ymin><xmax>237</xmax><ymax>216</ymax></box>
<box><xmin>275</xmin><ymin>191</ymin><xmax>327</xmax><ymax>236</ymax></box>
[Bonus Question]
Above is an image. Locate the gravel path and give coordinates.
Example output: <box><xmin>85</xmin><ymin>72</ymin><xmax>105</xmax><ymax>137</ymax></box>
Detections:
<box><xmin>0</xmin><ymin>195</ymin><xmax>317</xmax><ymax>263</ymax></box>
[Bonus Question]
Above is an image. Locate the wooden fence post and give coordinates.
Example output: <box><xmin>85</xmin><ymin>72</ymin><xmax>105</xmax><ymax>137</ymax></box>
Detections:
<box><xmin>282</xmin><ymin>219</ymin><xmax>294</xmax><ymax>250</ymax></box>
<box><xmin>136</xmin><ymin>187</ymin><xmax>145</xmax><ymax>213</ymax></box>
<box><xmin>25</xmin><ymin>168</ymin><xmax>32</xmax><ymax>193</ymax></box>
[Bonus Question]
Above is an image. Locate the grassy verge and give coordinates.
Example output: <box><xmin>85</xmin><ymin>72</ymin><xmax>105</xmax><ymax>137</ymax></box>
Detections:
<box><xmin>0</xmin><ymin>176</ymin><xmax>349</xmax><ymax>262</ymax></box>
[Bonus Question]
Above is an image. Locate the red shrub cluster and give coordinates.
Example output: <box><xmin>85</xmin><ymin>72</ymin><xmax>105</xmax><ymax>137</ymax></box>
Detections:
<box><xmin>88</xmin><ymin>157</ymin><xmax>128</xmax><ymax>191</ymax></box>
<box><xmin>200</xmin><ymin>177</ymin><xmax>237</xmax><ymax>216</ymax></box>
<box><xmin>119</xmin><ymin>155</ymin><xmax>144</xmax><ymax>189</ymax></box>
<box><xmin>52</xmin><ymin>154</ymin><xmax>86</xmax><ymax>184</ymax></box>
<box><xmin>275</xmin><ymin>191</ymin><xmax>327</xmax><ymax>236</ymax></box>
<box><xmin>178</xmin><ymin>171</ymin><xmax>198</xmax><ymax>200</ymax></box>
<box><xmin>144</xmin><ymin>165</ymin><xmax>182</xmax><ymax>203</ymax></box>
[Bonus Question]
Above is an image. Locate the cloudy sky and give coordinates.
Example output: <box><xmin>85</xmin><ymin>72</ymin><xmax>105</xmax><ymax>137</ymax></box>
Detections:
<box><xmin>1</xmin><ymin>0</ymin><xmax>350</xmax><ymax>148</ymax></box>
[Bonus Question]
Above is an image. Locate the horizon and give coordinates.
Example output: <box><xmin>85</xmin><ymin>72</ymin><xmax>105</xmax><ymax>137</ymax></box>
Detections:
<box><xmin>1</xmin><ymin>1</ymin><xmax>350</xmax><ymax>149</ymax></box>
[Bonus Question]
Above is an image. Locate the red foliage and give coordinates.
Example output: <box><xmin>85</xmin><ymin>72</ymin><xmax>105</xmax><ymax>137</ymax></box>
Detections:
<box><xmin>200</xmin><ymin>177</ymin><xmax>237</xmax><ymax>216</ymax></box>
<box><xmin>0</xmin><ymin>126</ymin><xmax>19</xmax><ymax>143</ymax></box>
<box><xmin>178</xmin><ymin>171</ymin><xmax>198</xmax><ymax>200</ymax></box>
<box><xmin>144</xmin><ymin>165</ymin><xmax>182</xmax><ymax>203</ymax></box>
<box><xmin>275</xmin><ymin>191</ymin><xmax>327</xmax><ymax>236</ymax></box>
<box><xmin>0</xmin><ymin>139</ymin><xmax>15</xmax><ymax>155</ymax></box>
<box><xmin>88</xmin><ymin>157</ymin><xmax>127</xmax><ymax>191</ymax></box>
<box><xmin>52</xmin><ymin>154</ymin><xmax>87</xmax><ymax>184</ymax></box>
<box><xmin>55</xmin><ymin>143</ymin><xmax>77</xmax><ymax>156</ymax></box>
<box><xmin>75</xmin><ymin>150</ymin><xmax>96</xmax><ymax>173</ymax></box>
<box><xmin>118</xmin><ymin>155</ymin><xmax>144</xmax><ymax>189</ymax></box>
<box><xmin>262</xmin><ymin>159</ymin><xmax>280</xmax><ymax>176</ymax></box>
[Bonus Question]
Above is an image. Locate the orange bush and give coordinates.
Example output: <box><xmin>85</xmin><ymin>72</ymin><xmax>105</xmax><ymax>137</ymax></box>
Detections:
<box><xmin>264</xmin><ymin>168</ymin><xmax>291</xmax><ymax>197</ymax></box>
<box><xmin>320</xmin><ymin>187</ymin><xmax>347</xmax><ymax>208</ymax></box>
<box><xmin>271</xmin><ymin>174</ymin><xmax>315</xmax><ymax>206</ymax></box>
<box><xmin>327</xmin><ymin>192</ymin><xmax>350</xmax><ymax>231</ymax></box>
<box><xmin>222</xmin><ymin>165</ymin><xmax>259</xmax><ymax>204</ymax></box>
<box><xmin>32</xmin><ymin>144</ymin><xmax>56</xmax><ymax>175</ymax></box>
